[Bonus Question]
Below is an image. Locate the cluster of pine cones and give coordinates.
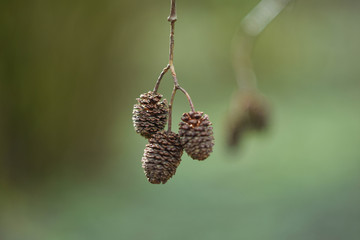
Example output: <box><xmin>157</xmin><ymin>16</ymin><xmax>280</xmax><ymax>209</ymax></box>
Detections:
<box><xmin>132</xmin><ymin>91</ymin><xmax>214</xmax><ymax>184</ymax></box>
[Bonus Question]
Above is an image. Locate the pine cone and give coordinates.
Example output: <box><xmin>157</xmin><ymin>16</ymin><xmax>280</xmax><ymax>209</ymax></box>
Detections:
<box><xmin>179</xmin><ymin>111</ymin><xmax>214</xmax><ymax>160</ymax></box>
<box><xmin>227</xmin><ymin>114</ymin><xmax>249</xmax><ymax>148</ymax></box>
<box><xmin>142</xmin><ymin>131</ymin><xmax>183</xmax><ymax>184</ymax></box>
<box><xmin>132</xmin><ymin>91</ymin><xmax>168</xmax><ymax>138</ymax></box>
<box><xmin>226</xmin><ymin>91</ymin><xmax>269</xmax><ymax>149</ymax></box>
<box><xmin>247</xmin><ymin>96</ymin><xmax>268</xmax><ymax>130</ymax></box>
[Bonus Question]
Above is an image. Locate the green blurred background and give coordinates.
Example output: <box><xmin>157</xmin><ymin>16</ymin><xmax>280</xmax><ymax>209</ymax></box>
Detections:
<box><xmin>1</xmin><ymin>0</ymin><xmax>360</xmax><ymax>239</ymax></box>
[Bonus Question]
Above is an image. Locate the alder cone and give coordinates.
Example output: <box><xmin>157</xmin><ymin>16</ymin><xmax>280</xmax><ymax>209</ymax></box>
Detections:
<box><xmin>227</xmin><ymin>115</ymin><xmax>249</xmax><ymax>148</ymax></box>
<box><xmin>142</xmin><ymin>131</ymin><xmax>183</xmax><ymax>184</ymax></box>
<box><xmin>226</xmin><ymin>91</ymin><xmax>269</xmax><ymax>149</ymax></box>
<box><xmin>179</xmin><ymin>111</ymin><xmax>214</xmax><ymax>160</ymax></box>
<box><xmin>132</xmin><ymin>91</ymin><xmax>168</xmax><ymax>138</ymax></box>
<box><xmin>247</xmin><ymin>97</ymin><xmax>269</xmax><ymax>130</ymax></box>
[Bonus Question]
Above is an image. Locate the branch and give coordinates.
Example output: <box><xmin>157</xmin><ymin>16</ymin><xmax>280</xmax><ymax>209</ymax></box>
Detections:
<box><xmin>153</xmin><ymin>64</ymin><xmax>170</xmax><ymax>93</ymax></box>
<box><xmin>232</xmin><ymin>0</ymin><xmax>294</xmax><ymax>90</ymax></box>
<box><xmin>178</xmin><ymin>86</ymin><xmax>195</xmax><ymax>112</ymax></box>
<box><xmin>150</xmin><ymin>0</ymin><xmax>196</xmax><ymax>131</ymax></box>
<box><xmin>168</xmin><ymin>0</ymin><xmax>176</xmax><ymax>66</ymax></box>
<box><xmin>168</xmin><ymin>0</ymin><xmax>177</xmax><ymax>22</ymax></box>
<box><xmin>164</xmin><ymin>0</ymin><xmax>196</xmax><ymax>132</ymax></box>
<box><xmin>241</xmin><ymin>0</ymin><xmax>293</xmax><ymax>37</ymax></box>
<box><xmin>167</xmin><ymin>86</ymin><xmax>177</xmax><ymax>133</ymax></box>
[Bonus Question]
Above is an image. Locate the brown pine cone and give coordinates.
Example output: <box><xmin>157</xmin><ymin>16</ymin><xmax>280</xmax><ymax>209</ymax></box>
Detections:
<box><xmin>179</xmin><ymin>111</ymin><xmax>214</xmax><ymax>160</ymax></box>
<box><xmin>227</xmin><ymin>114</ymin><xmax>249</xmax><ymax>148</ymax></box>
<box><xmin>226</xmin><ymin>91</ymin><xmax>269</xmax><ymax>148</ymax></box>
<box><xmin>141</xmin><ymin>131</ymin><xmax>183</xmax><ymax>184</ymax></box>
<box><xmin>247</xmin><ymin>95</ymin><xmax>269</xmax><ymax>130</ymax></box>
<box><xmin>132</xmin><ymin>91</ymin><xmax>168</xmax><ymax>138</ymax></box>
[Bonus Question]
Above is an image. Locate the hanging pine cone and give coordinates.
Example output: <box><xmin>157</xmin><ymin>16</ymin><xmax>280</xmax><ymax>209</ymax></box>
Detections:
<box><xmin>226</xmin><ymin>91</ymin><xmax>269</xmax><ymax>149</ymax></box>
<box><xmin>247</xmin><ymin>95</ymin><xmax>269</xmax><ymax>131</ymax></box>
<box><xmin>132</xmin><ymin>91</ymin><xmax>168</xmax><ymax>138</ymax></box>
<box><xmin>179</xmin><ymin>111</ymin><xmax>214</xmax><ymax>160</ymax></box>
<box><xmin>141</xmin><ymin>131</ymin><xmax>183</xmax><ymax>184</ymax></box>
<box><xmin>227</xmin><ymin>113</ymin><xmax>249</xmax><ymax>148</ymax></box>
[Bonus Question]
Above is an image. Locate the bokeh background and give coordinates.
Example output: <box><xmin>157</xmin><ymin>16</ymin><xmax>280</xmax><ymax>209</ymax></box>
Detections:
<box><xmin>1</xmin><ymin>0</ymin><xmax>360</xmax><ymax>239</ymax></box>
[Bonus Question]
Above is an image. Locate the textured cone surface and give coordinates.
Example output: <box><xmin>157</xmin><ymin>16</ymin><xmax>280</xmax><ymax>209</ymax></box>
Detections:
<box><xmin>132</xmin><ymin>91</ymin><xmax>168</xmax><ymax>138</ymax></box>
<box><xmin>142</xmin><ymin>131</ymin><xmax>183</xmax><ymax>184</ymax></box>
<box><xmin>179</xmin><ymin>111</ymin><xmax>214</xmax><ymax>160</ymax></box>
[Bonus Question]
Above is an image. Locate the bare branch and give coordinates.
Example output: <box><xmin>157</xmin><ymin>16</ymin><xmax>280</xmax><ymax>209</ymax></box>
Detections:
<box><xmin>241</xmin><ymin>0</ymin><xmax>293</xmax><ymax>37</ymax></box>
<box><xmin>163</xmin><ymin>0</ymin><xmax>196</xmax><ymax>131</ymax></box>
<box><xmin>232</xmin><ymin>0</ymin><xmax>294</xmax><ymax>90</ymax></box>
<box><xmin>153</xmin><ymin>64</ymin><xmax>170</xmax><ymax>93</ymax></box>
<box><xmin>167</xmin><ymin>86</ymin><xmax>177</xmax><ymax>132</ymax></box>
<box><xmin>178</xmin><ymin>86</ymin><xmax>195</xmax><ymax>112</ymax></box>
<box><xmin>168</xmin><ymin>0</ymin><xmax>177</xmax><ymax>22</ymax></box>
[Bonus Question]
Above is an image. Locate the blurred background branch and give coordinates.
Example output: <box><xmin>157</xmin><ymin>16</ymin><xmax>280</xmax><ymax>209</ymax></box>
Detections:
<box><xmin>226</xmin><ymin>0</ymin><xmax>294</xmax><ymax>149</ymax></box>
<box><xmin>232</xmin><ymin>0</ymin><xmax>294</xmax><ymax>90</ymax></box>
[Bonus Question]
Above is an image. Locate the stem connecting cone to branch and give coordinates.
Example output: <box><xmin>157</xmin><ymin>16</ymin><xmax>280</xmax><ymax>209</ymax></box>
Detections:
<box><xmin>153</xmin><ymin>0</ymin><xmax>195</xmax><ymax>133</ymax></box>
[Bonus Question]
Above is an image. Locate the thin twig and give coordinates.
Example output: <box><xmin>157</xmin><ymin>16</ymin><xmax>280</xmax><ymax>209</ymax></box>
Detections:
<box><xmin>167</xmin><ymin>86</ymin><xmax>177</xmax><ymax>133</ymax></box>
<box><xmin>152</xmin><ymin>0</ymin><xmax>176</xmax><ymax>93</ymax></box>
<box><xmin>178</xmin><ymin>87</ymin><xmax>195</xmax><ymax>112</ymax></box>
<box><xmin>241</xmin><ymin>0</ymin><xmax>293</xmax><ymax>37</ymax></box>
<box><xmin>153</xmin><ymin>64</ymin><xmax>170</xmax><ymax>93</ymax></box>
<box><xmin>168</xmin><ymin>0</ymin><xmax>177</xmax><ymax>22</ymax></box>
<box><xmin>150</xmin><ymin>0</ymin><xmax>196</xmax><ymax>131</ymax></box>
<box><xmin>165</xmin><ymin>0</ymin><xmax>196</xmax><ymax>132</ymax></box>
<box><xmin>169</xmin><ymin>64</ymin><xmax>194</xmax><ymax>112</ymax></box>
<box><xmin>168</xmin><ymin>22</ymin><xmax>176</xmax><ymax>65</ymax></box>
